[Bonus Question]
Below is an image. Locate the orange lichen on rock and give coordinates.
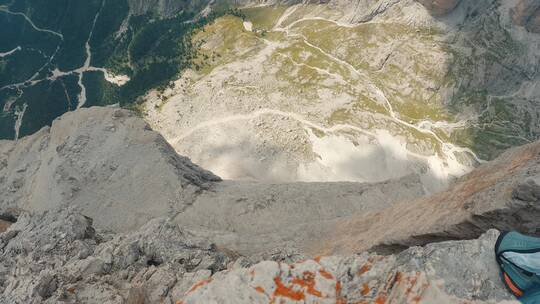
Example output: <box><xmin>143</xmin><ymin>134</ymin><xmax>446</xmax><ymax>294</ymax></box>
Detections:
<box><xmin>389</xmin><ymin>272</ymin><xmax>432</xmax><ymax>303</ymax></box>
<box><xmin>361</xmin><ymin>283</ymin><xmax>370</xmax><ymax>296</ymax></box>
<box><xmin>291</xmin><ymin>271</ymin><xmax>323</xmax><ymax>297</ymax></box>
<box><xmin>358</xmin><ymin>264</ymin><xmax>371</xmax><ymax>275</ymax></box>
<box><xmin>319</xmin><ymin>269</ymin><xmax>334</xmax><ymax>280</ymax></box>
<box><xmin>336</xmin><ymin>281</ymin><xmax>347</xmax><ymax>304</ymax></box>
<box><xmin>187</xmin><ymin>278</ymin><xmax>212</xmax><ymax>294</ymax></box>
<box><xmin>273</xmin><ymin>277</ymin><xmax>305</xmax><ymax>301</ymax></box>
<box><xmin>405</xmin><ymin>273</ymin><xmax>419</xmax><ymax>296</ymax></box>
<box><xmin>394</xmin><ymin>272</ymin><xmax>402</xmax><ymax>283</ymax></box>
<box><xmin>374</xmin><ymin>295</ymin><xmax>387</xmax><ymax>304</ymax></box>
<box><xmin>254</xmin><ymin>286</ymin><xmax>266</xmax><ymax>294</ymax></box>
<box><xmin>272</xmin><ymin>270</ymin><xmax>335</xmax><ymax>302</ymax></box>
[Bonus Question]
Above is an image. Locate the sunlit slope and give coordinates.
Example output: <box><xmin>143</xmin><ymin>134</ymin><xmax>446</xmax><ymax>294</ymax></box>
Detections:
<box><xmin>145</xmin><ymin>3</ymin><xmax>539</xmax><ymax>191</ymax></box>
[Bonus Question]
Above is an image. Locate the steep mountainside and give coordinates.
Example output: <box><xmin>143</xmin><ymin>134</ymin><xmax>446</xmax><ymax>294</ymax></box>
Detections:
<box><xmin>2</xmin><ymin>105</ymin><xmax>539</xmax><ymax>257</ymax></box>
<box><xmin>1</xmin><ymin>0</ymin><xmax>539</xmax><ymax>189</ymax></box>
<box><xmin>0</xmin><ymin>107</ymin><xmax>425</xmax><ymax>236</ymax></box>
<box><xmin>1</xmin><ymin>106</ymin><xmax>538</xmax><ymax>303</ymax></box>
<box><xmin>145</xmin><ymin>0</ymin><xmax>540</xmax><ymax>192</ymax></box>
<box><xmin>2</xmin><ymin>1</ymin><xmax>540</xmax><ymax>303</ymax></box>
<box><xmin>0</xmin><ymin>107</ymin><xmax>220</xmax><ymax>231</ymax></box>
<box><xmin>417</xmin><ymin>0</ymin><xmax>461</xmax><ymax>15</ymax></box>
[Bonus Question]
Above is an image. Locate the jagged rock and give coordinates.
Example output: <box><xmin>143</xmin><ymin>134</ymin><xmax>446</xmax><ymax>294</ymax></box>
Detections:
<box><xmin>513</xmin><ymin>178</ymin><xmax>540</xmax><ymax>201</ymax></box>
<box><xmin>0</xmin><ymin>207</ymin><xmax>519</xmax><ymax>303</ymax></box>
<box><xmin>175</xmin><ymin>174</ymin><xmax>425</xmax><ymax>256</ymax></box>
<box><xmin>3</xmin><ymin>106</ymin><xmax>540</xmax><ymax>260</ymax></box>
<box><xmin>1</xmin><ymin>1</ymin><xmax>540</xmax><ymax>303</ymax></box>
<box><xmin>0</xmin><ymin>106</ymin><xmax>537</xmax><ymax>303</ymax></box>
<box><xmin>0</xmin><ymin>207</ymin><xmax>233</xmax><ymax>304</ymax></box>
<box><xmin>33</xmin><ymin>273</ymin><xmax>57</xmax><ymax>299</ymax></box>
<box><xmin>178</xmin><ymin>230</ymin><xmax>516</xmax><ymax>303</ymax></box>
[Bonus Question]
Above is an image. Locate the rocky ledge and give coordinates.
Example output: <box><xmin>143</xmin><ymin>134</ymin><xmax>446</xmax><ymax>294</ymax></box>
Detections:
<box><xmin>0</xmin><ymin>207</ymin><xmax>516</xmax><ymax>303</ymax></box>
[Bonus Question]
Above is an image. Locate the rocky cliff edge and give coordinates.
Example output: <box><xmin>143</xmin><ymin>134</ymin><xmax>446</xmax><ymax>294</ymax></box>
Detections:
<box><xmin>1</xmin><ymin>106</ymin><xmax>538</xmax><ymax>303</ymax></box>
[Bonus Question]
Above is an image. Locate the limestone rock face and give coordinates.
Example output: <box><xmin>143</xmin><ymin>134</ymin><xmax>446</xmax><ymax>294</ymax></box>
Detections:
<box><xmin>0</xmin><ymin>106</ymin><xmax>220</xmax><ymax>232</ymax></box>
<box><xmin>0</xmin><ymin>106</ymin><xmax>427</xmax><ymax>243</ymax></box>
<box><xmin>0</xmin><ymin>207</ymin><xmax>233</xmax><ymax>304</ymax></box>
<box><xmin>1</xmin><ymin>107</ymin><xmax>539</xmax><ymax>303</ymax></box>
<box><xmin>315</xmin><ymin>140</ymin><xmax>540</xmax><ymax>255</ymax></box>
<box><xmin>415</xmin><ymin>0</ymin><xmax>462</xmax><ymax>15</ymax></box>
<box><xmin>3</xmin><ymin>106</ymin><xmax>540</xmax><ymax>259</ymax></box>
<box><xmin>179</xmin><ymin>230</ymin><xmax>515</xmax><ymax>304</ymax></box>
<box><xmin>127</xmin><ymin>0</ymin><xmax>211</xmax><ymax>17</ymax></box>
<box><xmin>2</xmin><ymin>209</ymin><xmax>515</xmax><ymax>304</ymax></box>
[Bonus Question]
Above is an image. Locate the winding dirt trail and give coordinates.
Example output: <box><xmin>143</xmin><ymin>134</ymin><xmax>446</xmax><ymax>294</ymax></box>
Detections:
<box><xmin>171</xmin><ymin>107</ymin><xmax>465</xmax><ymax>168</ymax></box>
<box><xmin>0</xmin><ymin>46</ymin><xmax>21</xmax><ymax>58</ymax></box>
<box><xmin>172</xmin><ymin>7</ymin><xmax>484</xmax><ymax>169</ymax></box>
<box><xmin>278</xmin><ymin>11</ymin><xmax>483</xmax><ymax>164</ymax></box>
<box><xmin>0</xmin><ymin>1</ymin><xmax>129</xmax><ymax>105</ymax></box>
<box><xmin>0</xmin><ymin>7</ymin><xmax>64</xmax><ymax>39</ymax></box>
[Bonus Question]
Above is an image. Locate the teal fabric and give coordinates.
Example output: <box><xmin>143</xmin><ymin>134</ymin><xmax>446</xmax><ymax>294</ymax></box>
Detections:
<box><xmin>496</xmin><ymin>231</ymin><xmax>540</xmax><ymax>303</ymax></box>
<box><xmin>521</xmin><ymin>287</ymin><xmax>540</xmax><ymax>304</ymax></box>
<box><xmin>504</xmin><ymin>251</ymin><xmax>540</xmax><ymax>276</ymax></box>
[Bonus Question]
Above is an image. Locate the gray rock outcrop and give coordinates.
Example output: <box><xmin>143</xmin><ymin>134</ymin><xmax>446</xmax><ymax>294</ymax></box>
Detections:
<box><xmin>0</xmin><ymin>107</ymin><xmax>220</xmax><ymax>232</ymax></box>
<box><xmin>0</xmin><ymin>106</ymin><xmax>426</xmax><ymax>248</ymax></box>
<box><xmin>0</xmin><ymin>207</ymin><xmax>233</xmax><ymax>304</ymax></box>
<box><xmin>2</xmin><ymin>106</ymin><xmax>540</xmax><ymax>257</ymax></box>
<box><xmin>0</xmin><ymin>207</ymin><xmax>517</xmax><ymax>303</ymax></box>
<box><xmin>315</xmin><ymin>140</ymin><xmax>540</xmax><ymax>255</ymax></box>
<box><xmin>127</xmin><ymin>0</ymin><xmax>211</xmax><ymax>17</ymax></box>
<box><xmin>179</xmin><ymin>230</ymin><xmax>516</xmax><ymax>304</ymax></box>
<box><xmin>1</xmin><ymin>106</ymin><xmax>539</xmax><ymax>303</ymax></box>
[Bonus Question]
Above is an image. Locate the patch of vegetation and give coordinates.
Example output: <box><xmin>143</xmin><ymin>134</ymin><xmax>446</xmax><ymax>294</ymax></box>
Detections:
<box><xmin>116</xmin><ymin>11</ymin><xmax>221</xmax><ymax>105</ymax></box>
<box><xmin>15</xmin><ymin>74</ymin><xmax>79</xmax><ymax>136</ymax></box>
<box><xmin>240</xmin><ymin>5</ymin><xmax>287</xmax><ymax>30</ymax></box>
<box><xmin>0</xmin><ymin>0</ymin><xmax>234</xmax><ymax>139</ymax></box>
<box><xmin>0</xmin><ymin>10</ymin><xmax>59</xmax><ymax>56</ymax></box>
<box><xmin>0</xmin><ymin>48</ymin><xmax>47</xmax><ymax>87</ymax></box>
<box><xmin>82</xmin><ymin>71</ymin><xmax>119</xmax><ymax>107</ymax></box>
<box><xmin>89</xmin><ymin>0</ymin><xmax>130</xmax><ymax>68</ymax></box>
<box><xmin>0</xmin><ymin>88</ymin><xmax>16</xmax><ymax>139</ymax></box>
<box><xmin>191</xmin><ymin>15</ymin><xmax>262</xmax><ymax>76</ymax></box>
